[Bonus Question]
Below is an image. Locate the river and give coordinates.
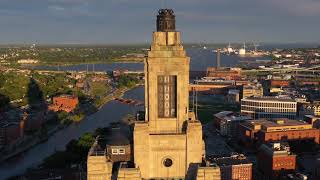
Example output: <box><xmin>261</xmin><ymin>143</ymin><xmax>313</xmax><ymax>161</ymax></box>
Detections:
<box><xmin>27</xmin><ymin>47</ymin><xmax>255</xmax><ymax>72</ymax></box>
<box><xmin>0</xmin><ymin>87</ymin><xmax>144</xmax><ymax>179</ymax></box>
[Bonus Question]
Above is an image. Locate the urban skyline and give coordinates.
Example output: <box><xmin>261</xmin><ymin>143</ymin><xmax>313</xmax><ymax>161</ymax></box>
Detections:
<box><xmin>1</xmin><ymin>1</ymin><xmax>320</xmax><ymax>180</ymax></box>
<box><xmin>0</xmin><ymin>0</ymin><xmax>320</xmax><ymax>44</ymax></box>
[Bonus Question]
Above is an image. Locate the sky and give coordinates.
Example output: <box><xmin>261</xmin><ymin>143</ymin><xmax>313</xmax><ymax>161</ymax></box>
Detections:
<box><xmin>0</xmin><ymin>0</ymin><xmax>320</xmax><ymax>44</ymax></box>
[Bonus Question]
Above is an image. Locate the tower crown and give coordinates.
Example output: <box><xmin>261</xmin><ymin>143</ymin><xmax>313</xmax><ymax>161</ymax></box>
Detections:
<box><xmin>156</xmin><ymin>9</ymin><xmax>175</xmax><ymax>32</ymax></box>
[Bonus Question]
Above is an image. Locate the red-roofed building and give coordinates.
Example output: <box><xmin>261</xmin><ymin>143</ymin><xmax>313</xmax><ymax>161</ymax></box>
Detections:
<box><xmin>49</xmin><ymin>95</ymin><xmax>79</xmax><ymax>113</ymax></box>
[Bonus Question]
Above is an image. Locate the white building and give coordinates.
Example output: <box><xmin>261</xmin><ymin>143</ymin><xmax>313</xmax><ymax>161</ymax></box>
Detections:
<box><xmin>241</xmin><ymin>96</ymin><xmax>297</xmax><ymax>119</ymax></box>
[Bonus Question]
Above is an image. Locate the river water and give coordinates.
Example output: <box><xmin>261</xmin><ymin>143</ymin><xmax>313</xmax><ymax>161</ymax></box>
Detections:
<box><xmin>0</xmin><ymin>47</ymin><xmax>256</xmax><ymax>179</ymax></box>
<box><xmin>28</xmin><ymin>48</ymin><xmax>252</xmax><ymax>72</ymax></box>
<box><xmin>0</xmin><ymin>87</ymin><xmax>144</xmax><ymax>179</ymax></box>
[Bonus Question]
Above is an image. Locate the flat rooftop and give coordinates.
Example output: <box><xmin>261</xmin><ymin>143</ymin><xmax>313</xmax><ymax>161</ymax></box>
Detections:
<box><xmin>243</xmin><ymin>96</ymin><xmax>296</xmax><ymax>102</ymax></box>
<box><xmin>88</xmin><ymin>123</ymin><xmax>131</xmax><ymax>156</ymax></box>
<box><xmin>213</xmin><ymin>155</ymin><xmax>252</xmax><ymax>167</ymax></box>
<box><xmin>214</xmin><ymin>111</ymin><xmax>252</xmax><ymax>122</ymax></box>
<box><xmin>242</xmin><ymin>118</ymin><xmax>313</xmax><ymax>132</ymax></box>
<box><xmin>259</xmin><ymin>142</ymin><xmax>294</xmax><ymax>156</ymax></box>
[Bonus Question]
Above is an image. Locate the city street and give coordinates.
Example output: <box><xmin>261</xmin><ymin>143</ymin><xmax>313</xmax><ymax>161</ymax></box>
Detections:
<box><xmin>203</xmin><ymin>121</ymin><xmax>233</xmax><ymax>156</ymax></box>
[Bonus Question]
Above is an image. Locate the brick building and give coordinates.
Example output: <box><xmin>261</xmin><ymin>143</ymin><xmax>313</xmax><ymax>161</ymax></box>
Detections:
<box><xmin>257</xmin><ymin>142</ymin><xmax>296</xmax><ymax>179</ymax></box>
<box><xmin>206</xmin><ymin>67</ymin><xmax>242</xmax><ymax>80</ymax></box>
<box><xmin>22</xmin><ymin>111</ymin><xmax>45</xmax><ymax>132</ymax></box>
<box><xmin>271</xmin><ymin>80</ymin><xmax>290</xmax><ymax>87</ymax></box>
<box><xmin>239</xmin><ymin>119</ymin><xmax>320</xmax><ymax>147</ymax></box>
<box><xmin>213</xmin><ymin>154</ymin><xmax>252</xmax><ymax>180</ymax></box>
<box><xmin>49</xmin><ymin>95</ymin><xmax>79</xmax><ymax>113</ymax></box>
<box><xmin>0</xmin><ymin>122</ymin><xmax>22</xmax><ymax>149</ymax></box>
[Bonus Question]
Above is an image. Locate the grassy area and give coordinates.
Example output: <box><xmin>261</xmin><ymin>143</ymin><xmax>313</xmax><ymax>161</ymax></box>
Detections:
<box><xmin>195</xmin><ymin>94</ymin><xmax>240</xmax><ymax>123</ymax></box>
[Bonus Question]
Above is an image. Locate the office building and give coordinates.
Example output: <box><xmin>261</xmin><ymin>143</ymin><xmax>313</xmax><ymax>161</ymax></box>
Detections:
<box><xmin>213</xmin><ymin>154</ymin><xmax>252</xmax><ymax>180</ymax></box>
<box><xmin>241</xmin><ymin>96</ymin><xmax>298</xmax><ymax>119</ymax></box>
<box><xmin>257</xmin><ymin>142</ymin><xmax>296</xmax><ymax>179</ymax></box>
<box><xmin>214</xmin><ymin>111</ymin><xmax>252</xmax><ymax>138</ymax></box>
<box><xmin>239</xmin><ymin>119</ymin><xmax>320</xmax><ymax>146</ymax></box>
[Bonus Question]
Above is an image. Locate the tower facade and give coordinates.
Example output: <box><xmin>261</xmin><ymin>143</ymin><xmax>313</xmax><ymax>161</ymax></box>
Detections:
<box><xmin>134</xmin><ymin>9</ymin><xmax>204</xmax><ymax>179</ymax></box>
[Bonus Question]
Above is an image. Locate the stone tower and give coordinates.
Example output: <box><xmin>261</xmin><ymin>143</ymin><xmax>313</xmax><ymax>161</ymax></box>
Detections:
<box><xmin>134</xmin><ymin>9</ymin><xmax>204</xmax><ymax>179</ymax></box>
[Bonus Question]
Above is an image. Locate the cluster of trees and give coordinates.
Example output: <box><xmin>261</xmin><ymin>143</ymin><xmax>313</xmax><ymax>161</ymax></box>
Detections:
<box><xmin>37</xmin><ymin>47</ymin><xmax>145</xmax><ymax>64</ymax></box>
<box><xmin>0</xmin><ymin>72</ymin><xmax>30</xmax><ymax>104</ymax></box>
<box><xmin>0</xmin><ymin>72</ymin><xmax>80</xmax><ymax>107</ymax></box>
<box><xmin>0</xmin><ymin>46</ymin><xmax>146</xmax><ymax>64</ymax></box>
<box><xmin>42</xmin><ymin>132</ymin><xmax>95</xmax><ymax>168</ymax></box>
<box><xmin>42</xmin><ymin>127</ymin><xmax>112</xmax><ymax>169</ymax></box>
<box><xmin>117</xmin><ymin>74</ymin><xmax>139</xmax><ymax>89</ymax></box>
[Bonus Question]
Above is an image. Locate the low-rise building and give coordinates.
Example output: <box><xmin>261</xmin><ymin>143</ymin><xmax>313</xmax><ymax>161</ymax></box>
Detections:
<box><xmin>283</xmin><ymin>173</ymin><xmax>308</xmax><ymax>180</ymax></box>
<box><xmin>241</xmin><ymin>96</ymin><xmax>298</xmax><ymax>119</ymax></box>
<box><xmin>257</xmin><ymin>142</ymin><xmax>296</xmax><ymax>179</ymax></box>
<box><xmin>212</xmin><ymin>154</ymin><xmax>252</xmax><ymax>180</ymax></box>
<box><xmin>227</xmin><ymin>90</ymin><xmax>240</xmax><ymax>103</ymax></box>
<box><xmin>206</xmin><ymin>67</ymin><xmax>242</xmax><ymax>80</ymax></box>
<box><xmin>301</xmin><ymin>103</ymin><xmax>320</xmax><ymax>117</ymax></box>
<box><xmin>87</xmin><ymin>123</ymin><xmax>132</xmax><ymax>179</ymax></box>
<box><xmin>242</xmin><ymin>83</ymin><xmax>263</xmax><ymax>99</ymax></box>
<box><xmin>313</xmin><ymin>158</ymin><xmax>320</xmax><ymax>180</ymax></box>
<box><xmin>17</xmin><ymin>59</ymin><xmax>39</xmax><ymax>64</ymax></box>
<box><xmin>214</xmin><ymin>111</ymin><xmax>252</xmax><ymax>138</ymax></box>
<box><xmin>304</xmin><ymin>115</ymin><xmax>320</xmax><ymax>129</ymax></box>
<box><xmin>106</xmin><ymin>133</ymin><xmax>131</xmax><ymax>162</ymax></box>
<box><xmin>239</xmin><ymin>119</ymin><xmax>320</xmax><ymax>146</ymax></box>
<box><xmin>271</xmin><ymin>80</ymin><xmax>290</xmax><ymax>87</ymax></box>
<box><xmin>48</xmin><ymin>95</ymin><xmax>79</xmax><ymax>113</ymax></box>
<box><xmin>197</xmin><ymin>162</ymin><xmax>221</xmax><ymax>180</ymax></box>
<box><xmin>0</xmin><ymin>122</ymin><xmax>22</xmax><ymax>149</ymax></box>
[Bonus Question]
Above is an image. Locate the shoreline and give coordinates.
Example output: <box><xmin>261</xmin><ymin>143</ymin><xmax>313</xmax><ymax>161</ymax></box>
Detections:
<box><xmin>21</xmin><ymin>59</ymin><xmax>144</xmax><ymax>68</ymax></box>
<box><xmin>0</xmin><ymin>85</ymin><xmax>138</xmax><ymax>163</ymax></box>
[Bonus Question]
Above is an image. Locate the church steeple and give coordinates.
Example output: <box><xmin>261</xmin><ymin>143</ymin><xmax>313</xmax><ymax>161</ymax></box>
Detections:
<box><xmin>156</xmin><ymin>9</ymin><xmax>176</xmax><ymax>32</ymax></box>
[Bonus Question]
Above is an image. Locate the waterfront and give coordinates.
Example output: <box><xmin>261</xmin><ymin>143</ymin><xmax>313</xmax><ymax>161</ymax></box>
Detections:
<box><xmin>0</xmin><ymin>47</ymin><xmax>252</xmax><ymax>178</ymax></box>
<box><xmin>27</xmin><ymin>47</ymin><xmax>259</xmax><ymax>72</ymax></box>
<box><xmin>0</xmin><ymin>47</ymin><xmax>263</xmax><ymax>179</ymax></box>
<box><xmin>0</xmin><ymin>87</ymin><xmax>144</xmax><ymax>179</ymax></box>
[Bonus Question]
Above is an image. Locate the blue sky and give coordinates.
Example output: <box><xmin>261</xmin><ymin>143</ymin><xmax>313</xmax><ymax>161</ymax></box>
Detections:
<box><xmin>0</xmin><ymin>0</ymin><xmax>320</xmax><ymax>44</ymax></box>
